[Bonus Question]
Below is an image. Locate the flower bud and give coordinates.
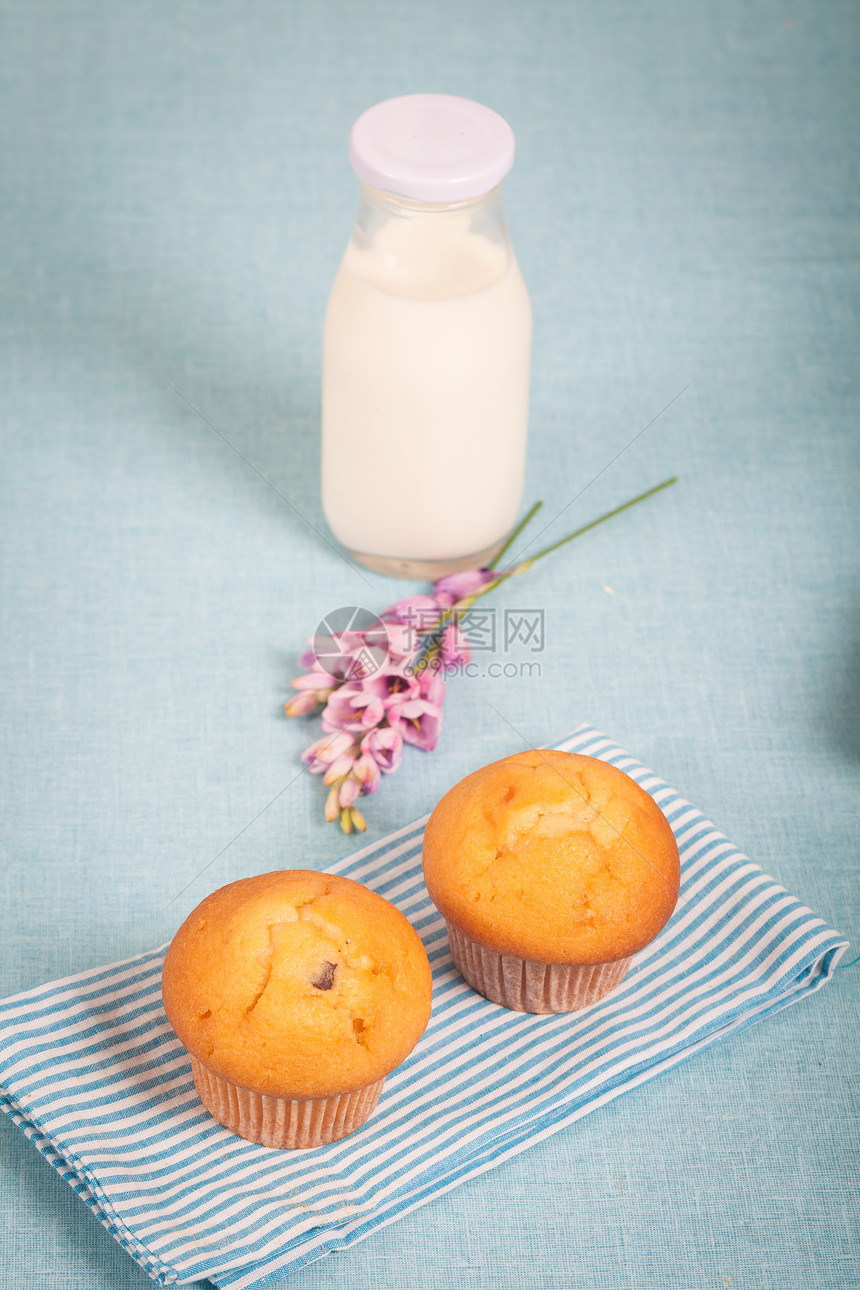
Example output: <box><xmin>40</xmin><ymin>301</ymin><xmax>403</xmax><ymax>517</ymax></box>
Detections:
<box><xmin>284</xmin><ymin>691</ymin><xmax>319</xmax><ymax>718</ymax></box>
<box><xmin>323</xmin><ymin>753</ymin><xmax>357</xmax><ymax>785</ymax></box>
<box><xmin>339</xmin><ymin>776</ymin><xmax>361</xmax><ymax>809</ymax></box>
<box><xmin>324</xmin><ymin>783</ymin><xmax>341</xmax><ymax>823</ymax></box>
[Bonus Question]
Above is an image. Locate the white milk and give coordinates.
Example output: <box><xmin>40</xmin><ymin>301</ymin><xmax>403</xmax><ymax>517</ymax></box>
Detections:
<box><xmin>321</xmin><ymin>203</ymin><xmax>532</xmax><ymax>572</ymax></box>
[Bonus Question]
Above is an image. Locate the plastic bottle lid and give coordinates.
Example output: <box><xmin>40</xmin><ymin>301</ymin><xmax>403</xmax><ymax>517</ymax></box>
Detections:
<box><xmin>349</xmin><ymin>93</ymin><xmax>515</xmax><ymax>203</ymax></box>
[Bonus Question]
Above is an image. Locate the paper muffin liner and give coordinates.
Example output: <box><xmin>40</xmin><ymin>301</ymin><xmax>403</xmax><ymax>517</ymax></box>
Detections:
<box><xmin>445</xmin><ymin>921</ymin><xmax>632</xmax><ymax>1014</ymax></box>
<box><xmin>190</xmin><ymin>1057</ymin><xmax>385</xmax><ymax>1149</ymax></box>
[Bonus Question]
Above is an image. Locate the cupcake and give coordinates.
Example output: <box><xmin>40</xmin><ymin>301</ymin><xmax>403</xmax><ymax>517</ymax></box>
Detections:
<box><xmin>422</xmin><ymin>750</ymin><xmax>680</xmax><ymax>1013</ymax></box>
<box><xmin>162</xmin><ymin>870</ymin><xmax>432</xmax><ymax>1148</ymax></box>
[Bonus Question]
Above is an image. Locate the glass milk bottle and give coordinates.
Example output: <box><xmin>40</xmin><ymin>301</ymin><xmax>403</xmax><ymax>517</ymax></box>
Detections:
<box><xmin>322</xmin><ymin>94</ymin><xmax>532</xmax><ymax>579</ymax></box>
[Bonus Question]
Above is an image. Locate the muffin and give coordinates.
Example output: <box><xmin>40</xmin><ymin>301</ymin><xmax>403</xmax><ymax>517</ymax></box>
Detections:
<box><xmin>162</xmin><ymin>870</ymin><xmax>432</xmax><ymax>1148</ymax></box>
<box><xmin>422</xmin><ymin>750</ymin><xmax>680</xmax><ymax>1013</ymax></box>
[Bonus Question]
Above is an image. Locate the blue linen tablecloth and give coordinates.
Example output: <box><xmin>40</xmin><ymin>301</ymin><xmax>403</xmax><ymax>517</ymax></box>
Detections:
<box><xmin>1</xmin><ymin>2</ymin><xmax>858</xmax><ymax>1288</ymax></box>
<box><xmin>0</xmin><ymin>726</ymin><xmax>847</xmax><ymax>1287</ymax></box>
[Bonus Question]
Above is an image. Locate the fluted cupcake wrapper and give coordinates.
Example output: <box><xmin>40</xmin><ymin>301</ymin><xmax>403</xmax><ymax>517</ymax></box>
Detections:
<box><xmin>190</xmin><ymin>1057</ymin><xmax>385</xmax><ymax>1149</ymax></box>
<box><xmin>445</xmin><ymin>921</ymin><xmax>632</xmax><ymax>1014</ymax></box>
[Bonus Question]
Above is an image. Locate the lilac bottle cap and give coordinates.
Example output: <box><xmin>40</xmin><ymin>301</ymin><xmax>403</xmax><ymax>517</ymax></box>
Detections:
<box><xmin>349</xmin><ymin>93</ymin><xmax>516</xmax><ymax>203</ymax></box>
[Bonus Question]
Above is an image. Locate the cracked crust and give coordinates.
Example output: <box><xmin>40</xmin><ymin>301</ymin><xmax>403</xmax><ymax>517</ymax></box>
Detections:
<box><xmin>162</xmin><ymin>870</ymin><xmax>432</xmax><ymax>1098</ymax></box>
<box><xmin>422</xmin><ymin>750</ymin><xmax>680</xmax><ymax>964</ymax></box>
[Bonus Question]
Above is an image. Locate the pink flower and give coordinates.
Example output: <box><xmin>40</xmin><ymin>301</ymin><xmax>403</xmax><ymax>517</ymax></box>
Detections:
<box><xmin>313</xmin><ymin>629</ymin><xmax>389</xmax><ymax>684</ymax></box>
<box><xmin>301</xmin><ymin>730</ymin><xmax>357</xmax><ymax>775</ymax></box>
<box><xmin>388</xmin><ymin>697</ymin><xmax>443</xmax><ymax>751</ymax></box>
<box><xmin>440</xmin><ymin>623</ymin><xmax>471</xmax><ymax>668</ymax></box>
<box><xmin>432</xmin><ymin>566</ymin><xmax>499</xmax><ymax>602</ymax></box>
<box><xmin>382</xmin><ymin>594</ymin><xmax>445</xmax><ymax>632</ymax></box>
<box><xmin>358</xmin><ymin>668</ymin><xmax>420</xmax><ymax>713</ymax></box>
<box><xmin>417</xmin><ymin>665</ymin><xmax>445</xmax><ymax>707</ymax></box>
<box><xmin>284</xmin><ymin>663</ymin><xmax>338</xmax><ymax>716</ymax></box>
<box><xmin>321</xmin><ymin>684</ymin><xmax>386</xmax><ymax>734</ymax></box>
<box><xmin>384</xmin><ymin>621</ymin><xmax>423</xmax><ymax>660</ymax></box>
<box><xmin>352</xmin><ymin>751</ymin><xmax>382</xmax><ymax>794</ymax></box>
<box><xmin>287</xmin><ymin>482</ymin><xmax>675</xmax><ymax>831</ymax></box>
<box><xmin>360</xmin><ymin>725</ymin><xmax>403</xmax><ymax>773</ymax></box>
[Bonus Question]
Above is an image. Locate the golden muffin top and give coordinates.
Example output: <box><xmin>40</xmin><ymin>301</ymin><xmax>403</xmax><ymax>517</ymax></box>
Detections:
<box><xmin>422</xmin><ymin>750</ymin><xmax>680</xmax><ymax>964</ymax></box>
<box><xmin>162</xmin><ymin>870</ymin><xmax>432</xmax><ymax>1099</ymax></box>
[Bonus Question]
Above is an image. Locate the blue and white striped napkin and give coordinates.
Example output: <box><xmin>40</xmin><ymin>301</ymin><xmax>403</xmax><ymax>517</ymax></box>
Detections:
<box><xmin>0</xmin><ymin>725</ymin><xmax>847</xmax><ymax>1287</ymax></box>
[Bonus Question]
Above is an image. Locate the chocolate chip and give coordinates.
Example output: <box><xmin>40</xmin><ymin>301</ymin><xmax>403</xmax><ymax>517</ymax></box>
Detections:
<box><xmin>311</xmin><ymin>961</ymin><xmax>337</xmax><ymax>991</ymax></box>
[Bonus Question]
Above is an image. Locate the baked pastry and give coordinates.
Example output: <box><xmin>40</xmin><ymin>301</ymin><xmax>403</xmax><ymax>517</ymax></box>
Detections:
<box><xmin>422</xmin><ymin>749</ymin><xmax>680</xmax><ymax>1013</ymax></box>
<box><xmin>162</xmin><ymin>869</ymin><xmax>432</xmax><ymax>1148</ymax></box>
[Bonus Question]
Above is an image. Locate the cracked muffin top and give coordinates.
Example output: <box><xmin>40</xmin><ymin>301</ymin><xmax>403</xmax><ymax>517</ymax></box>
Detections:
<box><xmin>422</xmin><ymin>750</ymin><xmax>680</xmax><ymax>964</ymax></box>
<box><xmin>162</xmin><ymin>870</ymin><xmax>432</xmax><ymax>1099</ymax></box>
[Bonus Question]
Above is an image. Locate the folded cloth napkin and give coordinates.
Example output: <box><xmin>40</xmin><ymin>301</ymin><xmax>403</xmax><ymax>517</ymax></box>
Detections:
<box><xmin>0</xmin><ymin>724</ymin><xmax>847</xmax><ymax>1288</ymax></box>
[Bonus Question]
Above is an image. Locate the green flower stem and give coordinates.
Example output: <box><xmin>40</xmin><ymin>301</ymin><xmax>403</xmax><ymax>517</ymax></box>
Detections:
<box><xmin>490</xmin><ymin>500</ymin><xmax>543</xmax><ymax>569</ymax></box>
<box><xmin>511</xmin><ymin>476</ymin><xmax>678</xmax><ymax>570</ymax></box>
<box><xmin>456</xmin><ymin>479</ymin><xmax>680</xmax><ymax>608</ymax></box>
<box><xmin>415</xmin><ymin>477</ymin><xmax>677</xmax><ymax>659</ymax></box>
